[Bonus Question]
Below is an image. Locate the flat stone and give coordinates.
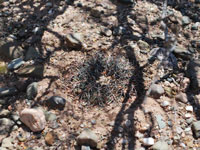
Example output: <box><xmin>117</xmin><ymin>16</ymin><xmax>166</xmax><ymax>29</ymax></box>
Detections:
<box><xmin>156</xmin><ymin>115</ymin><xmax>166</xmax><ymax>129</ymax></box>
<box><xmin>81</xmin><ymin>145</ymin><xmax>91</xmax><ymax>150</ymax></box>
<box><xmin>26</xmin><ymin>82</ymin><xmax>38</xmax><ymax>100</ymax></box>
<box><xmin>100</xmin><ymin>27</ymin><xmax>112</xmax><ymax>37</ymax></box>
<box><xmin>161</xmin><ymin>101</ymin><xmax>170</xmax><ymax>107</ymax></box>
<box><xmin>191</xmin><ymin>22</ymin><xmax>199</xmax><ymax>30</ymax></box>
<box><xmin>25</xmin><ymin>47</ymin><xmax>41</xmax><ymax>60</ymax></box>
<box><xmin>182</xmin><ymin>16</ymin><xmax>191</xmax><ymax>26</ymax></box>
<box><xmin>150</xmin><ymin>84</ymin><xmax>164</xmax><ymax>98</ymax></box>
<box><xmin>77</xmin><ymin>129</ymin><xmax>99</xmax><ymax>148</ymax></box>
<box><xmin>186</xmin><ymin>118</ymin><xmax>193</xmax><ymax>124</ymax></box>
<box><xmin>175</xmin><ymin>92</ymin><xmax>188</xmax><ymax>103</ymax></box>
<box><xmin>0</xmin><ymin>109</ymin><xmax>10</xmax><ymax>117</ymax></box>
<box><xmin>152</xmin><ymin>141</ymin><xmax>169</xmax><ymax>150</ymax></box>
<box><xmin>0</xmin><ymin>118</ymin><xmax>15</xmax><ymax>134</ymax></box>
<box><xmin>192</xmin><ymin>121</ymin><xmax>200</xmax><ymax>138</ymax></box>
<box><xmin>45</xmin><ymin>96</ymin><xmax>66</xmax><ymax>110</ymax></box>
<box><xmin>66</xmin><ymin>33</ymin><xmax>83</xmax><ymax>49</ymax></box>
<box><xmin>15</xmin><ymin>64</ymin><xmax>44</xmax><ymax>78</ymax></box>
<box><xmin>20</xmin><ymin>108</ymin><xmax>46</xmax><ymax>132</ymax></box>
<box><xmin>7</xmin><ymin>58</ymin><xmax>24</xmax><ymax>70</ymax></box>
<box><xmin>1</xmin><ymin>137</ymin><xmax>14</xmax><ymax>149</ymax></box>
<box><xmin>185</xmin><ymin>106</ymin><xmax>193</xmax><ymax>112</ymax></box>
<box><xmin>142</xmin><ymin>137</ymin><xmax>154</xmax><ymax>146</ymax></box>
<box><xmin>0</xmin><ymin>87</ymin><xmax>18</xmax><ymax>97</ymax></box>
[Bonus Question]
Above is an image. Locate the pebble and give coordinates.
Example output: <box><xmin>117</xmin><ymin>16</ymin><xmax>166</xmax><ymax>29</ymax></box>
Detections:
<box><xmin>185</xmin><ymin>106</ymin><xmax>193</xmax><ymax>112</ymax></box>
<box><xmin>161</xmin><ymin>101</ymin><xmax>170</xmax><ymax>107</ymax></box>
<box><xmin>45</xmin><ymin>132</ymin><xmax>54</xmax><ymax>145</ymax></box>
<box><xmin>65</xmin><ymin>33</ymin><xmax>84</xmax><ymax>49</ymax></box>
<box><xmin>0</xmin><ymin>109</ymin><xmax>10</xmax><ymax>117</ymax></box>
<box><xmin>0</xmin><ymin>118</ymin><xmax>15</xmax><ymax>134</ymax></box>
<box><xmin>25</xmin><ymin>46</ymin><xmax>41</xmax><ymax>61</ymax></box>
<box><xmin>20</xmin><ymin>108</ymin><xmax>46</xmax><ymax>132</ymax></box>
<box><xmin>180</xmin><ymin>143</ymin><xmax>186</xmax><ymax>148</ymax></box>
<box><xmin>1</xmin><ymin>137</ymin><xmax>14</xmax><ymax>149</ymax></box>
<box><xmin>91</xmin><ymin>119</ymin><xmax>96</xmax><ymax>125</ymax></box>
<box><xmin>26</xmin><ymin>82</ymin><xmax>38</xmax><ymax>100</ymax></box>
<box><xmin>119</xmin><ymin>0</ymin><xmax>134</xmax><ymax>4</ymax></box>
<box><xmin>152</xmin><ymin>141</ymin><xmax>169</xmax><ymax>150</ymax></box>
<box><xmin>81</xmin><ymin>145</ymin><xmax>91</xmax><ymax>150</ymax></box>
<box><xmin>175</xmin><ymin>92</ymin><xmax>188</xmax><ymax>103</ymax></box>
<box><xmin>7</xmin><ymin>58</ymin><xmax>24</xmax><ymax>70</ymax></box>
<box><xmin>186</xmin><ymin>118</ymin><xmax>193</xmax><ymax>124</ymax></box>
<box><xmin>150</xmin><ymin>84</ymin><xmax>164</xmax><ymax>98</ymax></box>
<box><xmin>46</xmin><ymin>96</ymin><xmax>66</xmax><ymax>110</ymax></box>
<box><xmin>182</xmin><ymin>16</ymin><xmax>191</xmax><ymax>26</ymax></box>
<box><xmin>0</xmin><ymin>87</ymin><xmax>18</xmax><ymax>97</ymax></box>
<box><xmin>46</xmin><ymin>2</ymin><xmax>52</xmax><ymax>7</ymax></box>
<box><xmin>142</xmin><ymin>137</ymin><xmax>154</xmax><ymax>146</ymax></box>
<box><xmin>100</xmin><ymin>27</ymin><xmax>112</xmax><ymax>37</ymax></box>
<box><xmin>77</xmin><ymin>129</ymin><xmax>99</xmax><ymax>148</ymax></box>
<box><xmin>45</xmin><ymin>111</ymin><xmax>57</xmax><ymax>122</ymax></box>
<box><xmin>185</xmin><ymin>113</ymin><xmax>192</xmax><ymax>119</ymax></box>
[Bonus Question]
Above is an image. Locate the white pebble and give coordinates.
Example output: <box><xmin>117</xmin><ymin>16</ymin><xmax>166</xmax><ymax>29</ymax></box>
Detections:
<box><xmin>185</xmin><ymin>113</ymin><xmax>192</xmax><ymax>119</ymax></box>
<box><xmin>142</xmin><ymin>137</ymin><xmax>154</xmax><ymax>146</ymax></box>
<box><xmin>185</xmin><ymin>106</ymin><xmax>193</xmax><ymax>112</ymax></box>
<box><xmin>161</xmin><ymin>101</ymin><xmax>170</xmax><ymax>107</ymax></box>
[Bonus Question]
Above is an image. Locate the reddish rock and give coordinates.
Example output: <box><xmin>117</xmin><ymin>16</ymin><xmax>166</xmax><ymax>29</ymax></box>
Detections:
<box><xmin>20</xmin><ymin>108</ymin><xmax>46</xmax><ymax>132</ymax></box>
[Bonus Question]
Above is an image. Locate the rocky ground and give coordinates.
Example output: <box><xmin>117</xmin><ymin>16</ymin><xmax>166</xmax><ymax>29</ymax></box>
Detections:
<box><xmin>0</xmin><ymin>0</ymin><xmax>200</xmax><ymax>150</ymax></box>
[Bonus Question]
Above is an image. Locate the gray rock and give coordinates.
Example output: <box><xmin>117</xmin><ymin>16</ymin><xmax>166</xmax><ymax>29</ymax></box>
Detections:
<box><xmin>65</xmin><ymin>33</ymin><xmax>83</xmax><ymax>49</ymax></box>
<box><xmin>46</xmin><ymin>96</ymin><xmax>66</xmax><ymax>110</ymax></box>
<box><xmin>0</xmin><ymin>87</ymin><xmax>18</xmax><ymax>97</ymax></box>
<box><xmin>11</xmin><ymin>113</ymin><xmax>20</xmax><ymax>121</ymax></box>
<box><xmin>0</xmin><ymin>41</ymin><xmax>24</xmax><ymax>60</ymax></box>
<box><xmin>7</xmin><ymin>58</ymin><xmax>24</xmax><ymax>70</ymax></box>
<box><xmin>192</xmin><ymin>121</ymin><xmax>200</xmax><ymax>138</ymax></box>
<box><xmin>182</xmin><ymin>16</ymin><xmax>191</xmax><ymax>26</ymax></box>
<box><xmin>191</xmin><ymin>22</ymin><xmax>199</xmax><ymax>30</ymax></box>
<box><xmin>175</xmin><ymin>92</ymin><xmax>188</xmax><ymax>103</ymax></box>
<box><xmin>100</xmin><ymin>27</ymin><xmax>112</xmax><ymax>37</ymax></box>
<box><xmin>156</xmin><ymin>115</ymin><xmax>166</xmax><ymax>129</ymax></box>
<box><xmin>45</xmin><ymin>111</ymin><xmax>57</xmax><ymax>121</ymax></box>
<box><xmin>152</xmin><ymin>141</ymin><xmax>169</xmax><ymax>150</ymax></box>
<box><xmin>25</xmin><ymin>47</ymin><xmax>41</xmax><ymax>61</ymax></box>
<box><xmin>186</xmin><ymin>118</ymin><xmax>193</xmax><ymax>124</ymax></box>
<box><xmin>0</xmin><ymin>118</ymin><xmax>15</xmax><ymax>134</ymax></box>
<box><xmin>26</xmin><ymin>82</ymin><xmax>38</xmax><ymax>100</ymax></box>
<box><xmin>137</xmin><ymin>40</ymin><xmax>150</xmax><ymax>51</ymax></box>
<box><xmin>187</xmin><ymin>60</ymin><xmax>200</xmax><ymax>91</ymax></box>
<box><xmin>15</xmin><ymin>64</ymin><xmax>44</xmax><ymax>78</ymax></box>
<box><xmin>81</xmin><ymin>145</ymin><xmax>91</xmax><ymax>150</ymax></box>
<box><xmin>77</xmin><ymin>129</ymin><xmax>99</xmax><ymax>148</ymax></box>
<box><xmin>0</xmin><ymin>99</ymin><xmax>6</xmax><ymax>104</ymax></box>
<box><xmin>1</xmin><ymin>137</ymin><xmax>14</xmax><ymax>149</ymax></box>
<box><xmin>173</xmin><ymin>46</ymin><xmax>192</xmax><ymax>60</ymax></box>
<box><xmin>150</xmin><ymin>84</ymin><xmax>164</xmax><ymax>98</ymax></box>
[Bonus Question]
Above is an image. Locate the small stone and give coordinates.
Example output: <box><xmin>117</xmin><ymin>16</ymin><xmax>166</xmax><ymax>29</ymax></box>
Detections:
<box><xmin>81</xmin><ymin>145</ymin><xmax>91</xmax><ymax>150</ymax></box>
<box><xmin>152</xmin><ymin>141</ymin><xmax>169</xmax><ymax>150</ymax></box>
<box><xmin>45</xmin><ymin>132</ymin><xmax>54</xmax><ymax>145</ymax></box>
<box><xmin>20</xmin><ymin>108</ymin><xmax>46</xmax><ymax>132</ymax></box>
<box><xmin>175</xmin><ymin>92</ymin><xmax>188</xmax><ymax>103</ymax></box>
<box><xmin>0</xmin><ymin>118</ymin><xmax>14</xmax><ymax>134</ymax></box>
<box><xmin>46</xmin><ymin>2</ymin><xmax>52</xmax><ymax>7</ymax></box>
<box><xmin>90</xmin><ymin>6</ymin><xmax>104</xmax><ymax>18</ymax></box>
<box><xmin>0</xmin><ymin>109</ymin><xmax>10</xmax><ymax>117</ymax></box>
<box><xmin>186</xmin><ymin>118</ymin><xmax>193</xmax><ymax>124</ymax></box>
<box><xmin>191</xmin><ymin>22</ymin><xmax>199</xmax><ymax>30</ymax></box>
<box><xmin>161</xmin><ymin>101</ymin><xmax>170</xmax><ymax>107</ymax></box>
<box><xmin>77</xmin><ymin>129</ymin><xmax>99</xmax><ymax>148</ymax></box>
<box><xmin>91</xmin><ymin>119</ymin><xmax>96</xmax><ymax>125</ymax></box>
<box><xmin>182</xmin><ymin>16</ymin><xmax>191</xmax><ymax>26</ymax></box>
<box><xmin>119</xmin><ymin>0</ymin><xmax>134</xmax><ymax>4</ymax></box>
<box><xmin>142</xmin><ymin>137</ymin><xmax>154</xmax><ymax>146</ymax></box>
<box><xmin>26</xmin><ymin>82</ymin><xmax>38</xmax><ymax>100</ymax></box>
<box><xmin>65</xmin><ymin>33</ymin><xmax>83</xmax><ymax>49</ymax></box>
<box><xmin>1</xmin><ymin>137</ymin><xmax>14</xmax><ymax>149</ymax></box>
<box><xmin>0</xmin><ymin>87</ymin><xmax>18</xmax><ymax>97</ymax></box>
<box><xmin>180</xmin><ymin>143</ymin><xmax>186</xmax><ymax>148</ymax></box>
<box><xmin>45</xmin><ymin>111</ymin><xmax>57</xmax><ymax>121</ymax></box>
<box><xmin>176</xmin><ymin>126</ymin><xmax>183</xmax><ymax>134</ymax></box>
<box><xmin>137</xmin><ymin>40</ymin><xmax>150</xmax><ymax>51</ymax></box>
<box><xmin>46</xmin><ymin>96</ymin><xmax>66</xmax><ymax>110</ymax></box>
<box><xmin>185</xmin><ymin>106</ymin><xmax>193</xmax><ymax>112</ymax></box>
<box><xmin>192</xmin><ymin>121</ymin><xmax>200</xmax><ymax>138</ymax></box>
<box><xmin>185</xmin><ymin>113</ymin><xmax>192</xmax><ymax>119</ymax></box>
<box><xmin>150</xmin><ymin>84</ymin><xmax>164</xmax><ymax>98</ymax></box>
<box><xmin>156</xmin><ymin>115</ymin><xmax>166</xmax><ymax>129</ymax></box>
<box><xmin>7</xmin><ymin>58</ymin><xmax>24</xmax><ymax>70</ymax></box>
<box><xmin>135</xmin><ymin>131</ymin><xmax>144</xmax><ymax>138</ymax></box>
<box><xmin>100</xmin><ymin>27</ymin><xmax>112</xmax><ymax>37</ymax></box>
<box><xmin>173</xmin><ymin>46</ymin><xmax>192</xmax><ymax>60</ymax></box>
<box><xmin>113</xmin><ymin>26</ymin><xmax>126</xmax><ymax>36</ymax></box>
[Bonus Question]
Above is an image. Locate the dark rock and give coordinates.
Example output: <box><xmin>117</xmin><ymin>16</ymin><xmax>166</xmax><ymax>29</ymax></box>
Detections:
<box><xmin>26</xmin><ymin>82</ymin><xmax>38</xmax><ymax>100</ymax></box>
<box><xmin>7</xmin><ymin>58</ymin><xmax>24</xmax><ymax>70</ymax></box>
<box><xmin>0</xmin><ymin>87</ymin><xmax>18</xmax><ymax>97</ymax></box>
<box><xmin>46</xmin><ymin>96</ymin><xmax>66</xmax><ymax>110</ymax></box>
<box><xmin>45</xmin><ymin>111</ymin><xmax>57</xmax><ymax>121</ymax></box>
<box><xmin>0</xmin><ymin>118</ymin><xmax>15</xmax><ymax>134</ymax></box>
<box><xmin>113</xmin><ymin>26</ymin><xmax>126</xmax><ymax>36</ymax></box>
<box><xmin>15</xmin><ymin>64</ymin><xmax>44</xmax><ymax>78</ymax></box>
<box><xmin>25</xmin><ymin>47</ymin><xmax>41</xmax><ymax>61</ymax></box>
<box><xmin>173</xmin><ymin>46</ymin><xmax>192</xmax><ymax>60</ymax></box>
<box><xmin>192</xmin><ymin>121</ymin><xmax>200</xmax><ymax>138</ymax></box>
<box><xmin>187</xmin><ymin>60</ymin><xmax>200</xmax><ymax>91</ymax></box>
<box><xmin>118</xmin><ymin>0</ymin><xmax>134</xmax><ymax>4</ymax></box>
